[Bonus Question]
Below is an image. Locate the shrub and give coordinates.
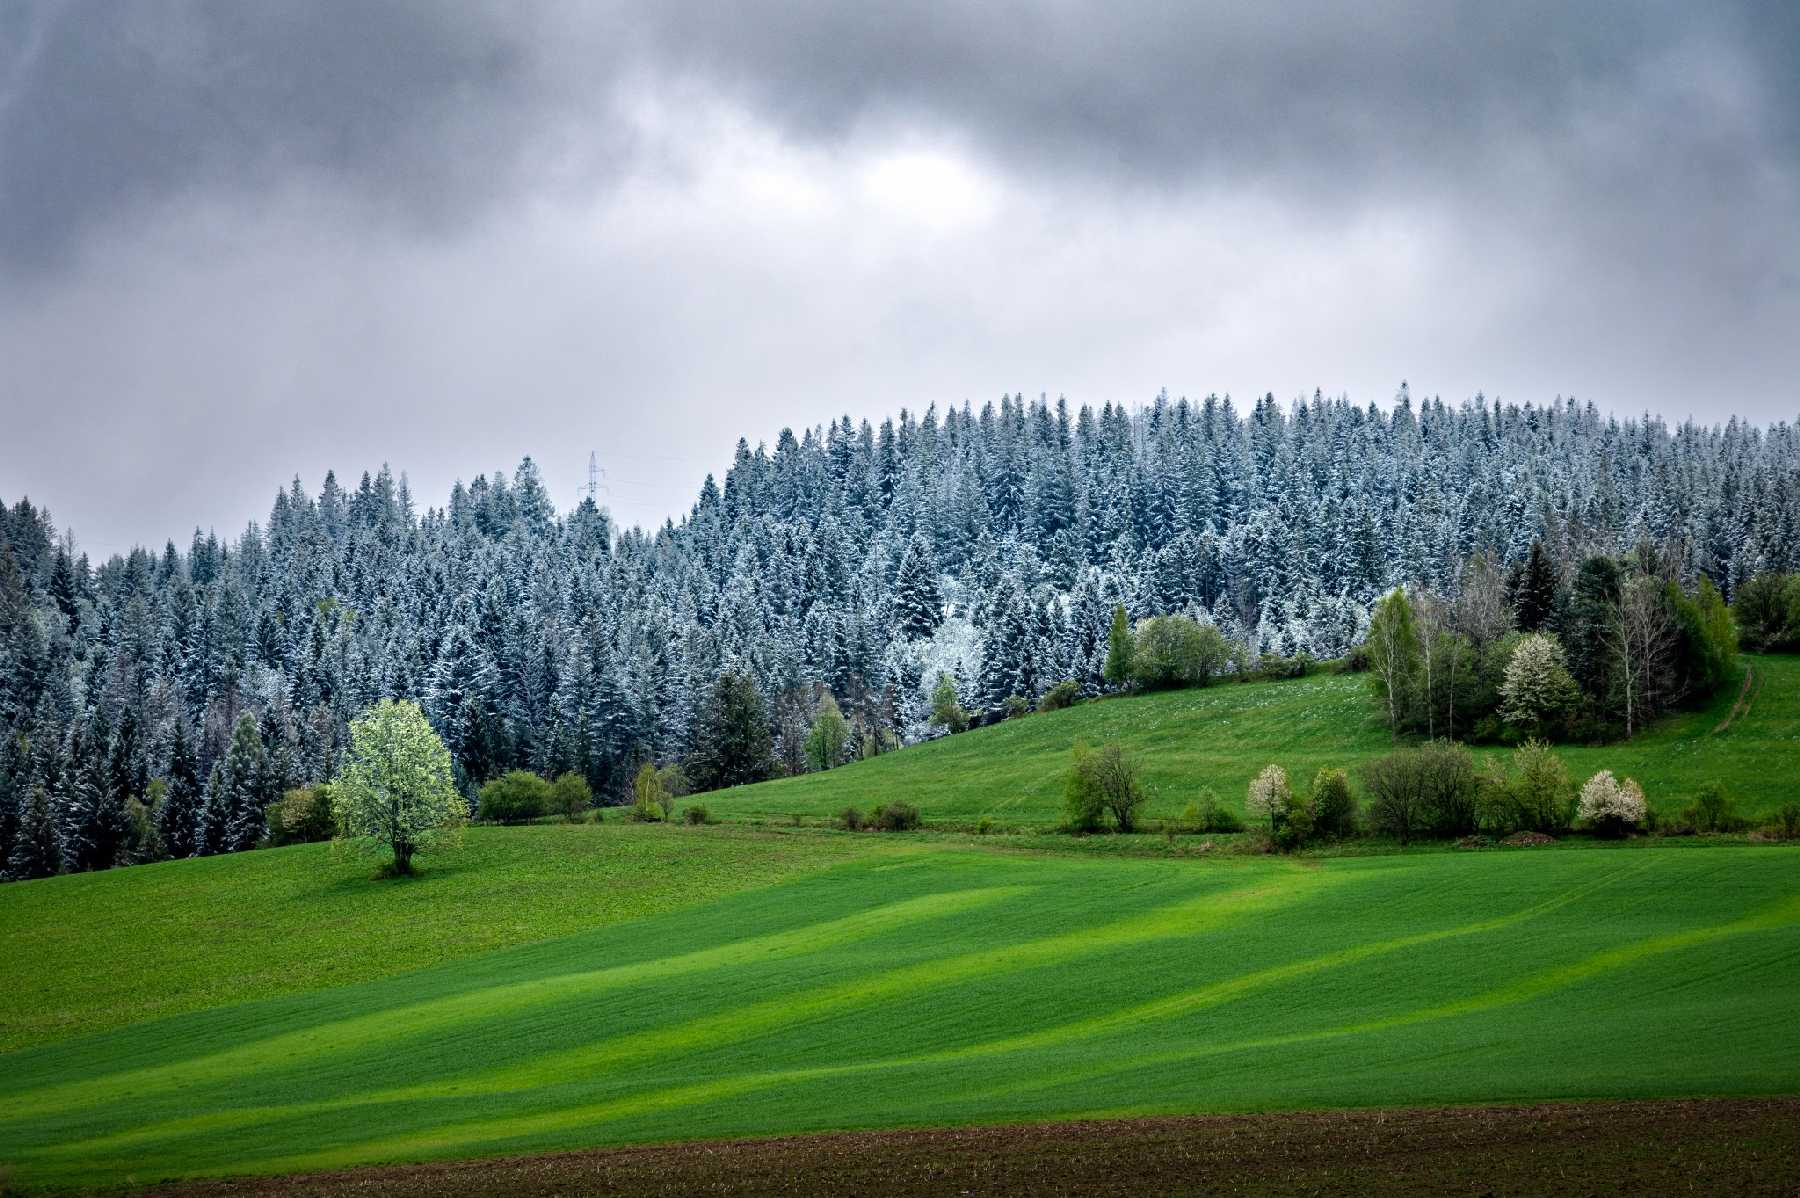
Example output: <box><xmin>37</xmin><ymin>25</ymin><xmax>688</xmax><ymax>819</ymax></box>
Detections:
<box><xmin>1129</xmin><ymin>614</ymin><xmax>1230</xmax><ymax>690</ymax></box>
<box><xmin>477</xmin><ymin>770</ymin><xmax>551</xmax><ymax>824</ymax></box>
<box><xmin>1309</xmin><ymin>768</ymin><xmax>1357</xmax><ymax>839</ymax></box>
<box><xmin>1245</xmin><ymin>765</ymin><xmax>1291</xmax><ymax>836</ymax></box>
<box><xmin>1774</xmin><ymin>803</ymin><xmax>1800</xmax><ymax>840</ymax></box>
<box><xmin>1037</xmin><ymin>680</ymin><xmax>1080</xmax><ymax>712</ymax></box>
<box><xmin>1181</xmin><ymin>788</ymin><xmax>1243</xmax><ymax>834</ymax></box>
<box><xmin>682</xmin><ymin>803</ymin><xmax>712</xmax><ymax>825</ymax></box>
<box><xmin>838</xmin><ymin>806</ymin><xmax>865</xmax><ymax>831</ymax></box>
<box><xmin>1361</xmin><ymin>742</ymin><xmax>1478</xmax><ymax>844</ymax></box>
<box><xmin>869</xmin><ymin>801</ymin><xmax>921</xmax><ymax>831</ymax></box>
<box><xmin>1509</xmin><ymin>740</ymin><xmax>1572</xmax><ymax>833</ymax></box>
<box><xmin>1682</xmin><ymin>782</ymin><xmax>1738</xmax><ymax>834</ymax></box>
<box><xmin>1064</xmin><ymin>742</ymin><xmax>1148</xmax><ymax>833</ymax></box>
<box><xmin>1003</xmin><ymin>694</ymin><xmax>1031</xmax><ymax>719</ymax></box>
<box><xmin>1578</xmin><ymin>770</ymin><xmax>1647</xmax><ymax>837</ymax></box>
<box><xmin>548</xmin><ymin>772</ymin><xmax>593</xmax><ymax>822</ymax></box>
<box><xmin>1271</xmin><ymin>789</ymin><xmax>1315</xmax><ymax>852</ymax></box>
<box><xmin>268</xmin><ymin>784</ymin><xmax>338</xmax><ymax>845</ymax></box>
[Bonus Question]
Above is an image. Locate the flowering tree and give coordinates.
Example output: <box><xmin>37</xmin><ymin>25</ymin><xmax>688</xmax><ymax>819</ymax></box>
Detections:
<box><xmin>1499</xmin><ymin>634</ymin><xmax>1579</xmax><ymax>740</ymax></box>
<box><xmin>1246</xmin><ymin>764</ymin><xmax>1291</xmax><ymax>836</ymax></box>
<box><xmin>1577</xmin><ymin>770</ymin><xmax>1647</xmax><ymax>837</ymax></box>
<box><xmin>332</xmin><ymin>699</ymin><xmax>464</xmax><ymax>875</ymax></box>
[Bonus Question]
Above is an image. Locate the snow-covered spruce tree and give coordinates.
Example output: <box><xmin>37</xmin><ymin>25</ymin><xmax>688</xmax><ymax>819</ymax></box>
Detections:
<box><xmin>332</xmin><ymin>699</ymin><xmax>464</xmax><ymax>875</ymax></box>
<box><xmin>6</xmin><ymin>784</ymin><xmax>62</xmax><ymax>880</ymax></box>
<box><xmin>891</xmin><ymin>532</ymin><xmax>943</xmax><ymax>642</ymax></box>
<box><xmin>5</xmin><ymin>391</ymin><xmax>1800</xmax><ymax>881</ymax></box>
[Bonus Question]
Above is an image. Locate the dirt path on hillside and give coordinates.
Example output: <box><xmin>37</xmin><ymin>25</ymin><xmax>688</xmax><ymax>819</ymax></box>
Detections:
<box><xmin>139</xmin><ymin>1098</ymin><xmax>1800</xmax><ymax>1197</ymax></box>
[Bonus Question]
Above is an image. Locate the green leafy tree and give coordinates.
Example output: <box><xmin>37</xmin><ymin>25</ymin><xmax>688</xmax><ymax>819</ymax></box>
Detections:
<box><xmin>1063</xmin><ymin>742</ymin><xmax>1146</xmax><ymax>833</ymax></box>
<box><xmin>632</xmin><ymin>762</ymin><xmax>669</xmax><ymax>821</ymax></box>
<box><xmin>1103</xmin><ymin>604</ymin><xmax>1134</xmax><ymax>688</ymax></box>
<box><xmin>1509</xmin><ymin>740</ymin><xmax>1571</xmax><ymax>833</ymax></box>
<box><xmin>1310</xmin><ymin>767</ymin><xmax>1357</xmax><ymax>839</ymax></box>
<box><xmin>332</xmin><ymin>699</ymin><xmax>464</xmax><ymax>875</ymax></box>
<box><xmin>1364</xmin><ymin>589</ymin><xmax>1421</xmax><ymax>737</ymax></box>
<box><xmin>928</xmin><ymin>672</ymin><xmax>968</xmax><ymax>734</ymax></box>
<box><xmin>803</xmin><ymin>691</ymin><xmax>850</xmax><ymax>772</ymax></box>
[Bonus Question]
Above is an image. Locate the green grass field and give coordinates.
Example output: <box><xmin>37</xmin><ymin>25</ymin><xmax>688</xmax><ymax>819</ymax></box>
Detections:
<box><xmin>707</xmin><ymin>654</ymin><xmax>1800</xmax><ymax>828</ymax></box>
<box><xmin>2</xmin><ymin>834</ymin><xmax>1797</xmax><ymax>1190</ymax></box>
<box><xmin>0</xmin><ymin>824</ymin><xmax>875</xmax><ymax>1052</ymax></box>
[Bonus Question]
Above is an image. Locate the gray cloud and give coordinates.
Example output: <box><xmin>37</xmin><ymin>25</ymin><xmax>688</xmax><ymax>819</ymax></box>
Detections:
<box><xmin>1</xmin><ymin>1</ymin><xmax>1796</xmax><ymax>558</ymax></box>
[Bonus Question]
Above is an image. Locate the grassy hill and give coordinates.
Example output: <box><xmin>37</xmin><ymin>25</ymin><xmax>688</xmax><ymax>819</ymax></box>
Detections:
<box><xmin>707</xmin><ymin>654</ymin><xmax>1800</xmax><ymax>828</ymax></box>
<box><xmin>0</xmin><ymin>824</ymin><xmax>875</xmax><ymax>1053</ymax></box>
<box><xmin>1</xmin><ymin>835</ymin><xmax>1796</xmax><ymax>1190</ymax></box>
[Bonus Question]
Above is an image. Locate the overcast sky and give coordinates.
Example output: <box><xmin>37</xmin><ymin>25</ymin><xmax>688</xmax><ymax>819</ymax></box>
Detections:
<box><xmin>2</xmin><ymin>1</ymin><xmax>1797</xmax><ymax>559</ymax></box>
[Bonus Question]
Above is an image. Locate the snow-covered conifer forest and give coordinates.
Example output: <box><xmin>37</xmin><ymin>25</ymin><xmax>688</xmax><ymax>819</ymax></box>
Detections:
<box><xmin>2</xmin><ymin>388</ymin><xmax>1798</xmax><ymax>876</ymax></box>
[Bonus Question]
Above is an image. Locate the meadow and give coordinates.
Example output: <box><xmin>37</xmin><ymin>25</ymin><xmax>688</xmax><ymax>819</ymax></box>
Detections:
<box><xmin>2</xmin><ymin>835</ymin><xmax>1796</xmax><ymax>1190</ymax></box>
<box><xmin>707</xmin><ymin>654</ymin><xmax>1800</xmax><ymax>828</ymax></box>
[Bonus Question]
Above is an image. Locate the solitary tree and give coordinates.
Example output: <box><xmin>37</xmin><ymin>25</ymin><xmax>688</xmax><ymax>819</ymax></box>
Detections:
<box><xmin>928</xmin><ymin>672</ymin><xmax>968</xmax><ymax>734</ymax></box>
<box><xmin>332</xmin><ymin>699</ymin><xmax>464</xmax><ymax>875</ymax></box>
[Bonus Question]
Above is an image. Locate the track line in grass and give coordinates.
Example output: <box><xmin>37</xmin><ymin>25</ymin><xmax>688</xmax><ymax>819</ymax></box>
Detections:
<box><xmin>0</xmin><ymin>884</ymin><xmax>1028</xmax><ymax>1123</ymax></box>
<box><xmin>965</xmin><ymin>892</ymin><xmax>1800</xmax><ymax>1107</ymax></box>
<box><xmin>375</xmin><ymin>870</ymin><xmax>1339</xmax><ymax>1104</ymax></box>
<box><xmin>53</xmin><ymin>872</ymin><xmax>1334</xmax><ymax>1176</ymax></box>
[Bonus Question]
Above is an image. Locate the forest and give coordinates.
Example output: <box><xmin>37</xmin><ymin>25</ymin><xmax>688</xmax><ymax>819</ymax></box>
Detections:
<box><xmin>2</xmin><ymin>388</ymin><xmax>1798</xmax><ymax>878</ymax></box>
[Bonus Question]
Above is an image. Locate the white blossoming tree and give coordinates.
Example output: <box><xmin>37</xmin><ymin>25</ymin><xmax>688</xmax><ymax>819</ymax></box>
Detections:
<box><xmin>333</xmin><ymin>699</ymin><xmax>465</xmax><ymax>875</ymax></box>
<box><xmin>1246</xmin><ymin>764</ymin><xmax>1291</xmax><ymax>836</ymax></box>
<box><xmin>1499</xmin><ymin>633</ymin><xmax>1580</xmax><ymax>740</ymax></box>
<box><xmin>1577</xmin><ymin>769</ymin><xmax>1647</xmax><ymax>837</ymax></box>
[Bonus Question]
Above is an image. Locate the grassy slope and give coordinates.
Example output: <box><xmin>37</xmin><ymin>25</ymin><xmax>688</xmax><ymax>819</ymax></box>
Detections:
<box><xmin>707</xmin><ymin>654</ymin><xmax>1800</xmax><ymax>827</ymax></box>
<box><xmin>0</xmin><ymin>824</ymin><xmax>874</xmax><ymax>1052</ymax></box>
<box><xmin>1</xmin><ymin>835</ymin><xmax>1796</xmax><ymax>1189</ymax></box>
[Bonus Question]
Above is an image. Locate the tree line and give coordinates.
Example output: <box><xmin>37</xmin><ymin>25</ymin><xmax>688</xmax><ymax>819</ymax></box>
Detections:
<box><xmin>2</xmin><ymin>387</ymin><xmax>1798</xmax><ymax>879</ymax></box>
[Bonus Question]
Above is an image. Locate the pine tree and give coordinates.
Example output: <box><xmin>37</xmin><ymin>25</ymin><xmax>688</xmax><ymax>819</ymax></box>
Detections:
<box><xmin>196</xmin><ymin>763</ymin><xmax>229</xmax><ymax>857</ymax></box>
<box><xmin>223</xmin><ymin>712</ymin><xmax>271</xmax><ymax>852</ymax></box>
<box><xmin>686</xmin><ymin>672</ymin><xmax>777</xmax><ymax>791</ymax></box>
<box><xmin>157</xmin><ymin>722</ymin><xmax>202</xmax><ymax>859</ymax></box>
<box><xmin>891</xmin><ymin>533</ymin><xmax>943</xmax><ymax>641</ymax></box>
<box><xmin>1103</xmin><ymin>604</ymin><xmax>1133</xmax><ymax>688</ymax></box>
<box><xmin>1511</xmin><ymin>541</ymin><xmax>1560</xmax><ymax>632</ymax></box>
<box><xmin>6</xmin><ymin>784</ymin><xmax>61</xmax><ymax>880</ymax></box>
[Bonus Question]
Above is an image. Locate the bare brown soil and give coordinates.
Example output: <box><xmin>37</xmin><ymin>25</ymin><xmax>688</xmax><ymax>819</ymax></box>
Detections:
<box><xmin>138</xmin><ymin>1098</ymin><xmax>1800</xmax><ymax>1197</ymax></box>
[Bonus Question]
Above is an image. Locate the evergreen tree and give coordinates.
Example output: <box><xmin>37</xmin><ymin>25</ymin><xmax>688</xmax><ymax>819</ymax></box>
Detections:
<box><xmin>687</xmin><ymin>672</ymin><xmax>777</xmax><ymax>791</ymax></box>
<box><xmin>1103</xmin><ymin>603</ymin><xmax>1134</xmax><ymax>689</ymax></box>
<box><xmin>891</xmin><ymin>533</ymin><xmax>943</xmax><ymax>641</ymax></box>
<box><xmin>6</xmin><ymin>784</ymin><xmax>61</xmax><ymax>880</ymax></box>
<box><xmin>157</xmin><ymin>722</ymin><xmax>202</xmax><ymax>859</ymax></box>
<box><xmin>223</xmin><ymin>712</ymin><xmax>272</xmax><ymax>852</ymax></box>
<box><xmin>1511</xmin><ymin>541</ymin><xmax>1560</xmax><ymax>632</ymax></box>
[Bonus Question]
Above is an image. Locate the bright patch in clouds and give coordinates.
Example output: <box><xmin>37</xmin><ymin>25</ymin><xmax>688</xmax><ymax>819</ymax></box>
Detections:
<box><xmin>860</xmin><ymin>150</ymin><xmax>1001</xmax><ymax>230</ymax></box>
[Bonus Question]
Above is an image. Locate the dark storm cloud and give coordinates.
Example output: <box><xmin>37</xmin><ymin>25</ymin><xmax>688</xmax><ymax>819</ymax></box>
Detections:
<box><xmin>1</xmin><ymin>1</ymin><xmax>1797</xmax><ymax>559</ymax></box>
<box><xmin>5</xmin><ymin>1</ymin><xmax>1794</xmax><ymax>263</ymax></box>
